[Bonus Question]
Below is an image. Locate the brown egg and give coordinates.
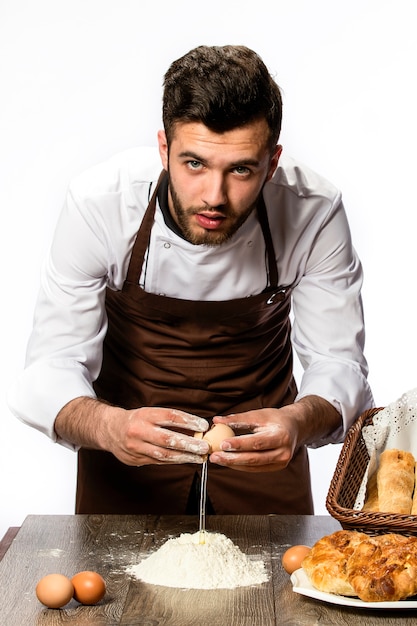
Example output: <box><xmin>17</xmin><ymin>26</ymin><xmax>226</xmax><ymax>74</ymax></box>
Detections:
<box><xmin>71</xmin><ymin>570</ymin><xmax>106</xmax><ymax>605</ymax></box>
<box><xmin>36</xmin><ymin>573</ymin><xmax>74</xmax><ymax>608</ymax></box>
<box><xmin>281</xmin><ymin>545</ymin><xmax>311</xmax><ymax>574</ymax></box>
<box><xmin>195</xmin><ymin>423</ymin><xmax>235</xmax><ymax>452</ymax></box>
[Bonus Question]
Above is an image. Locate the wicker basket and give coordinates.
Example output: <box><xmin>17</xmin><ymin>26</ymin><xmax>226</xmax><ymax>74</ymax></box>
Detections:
<box><xmin>326</xmin><ymin>407</ymin><xmax>417</xmax><ymax>536</ymax></box>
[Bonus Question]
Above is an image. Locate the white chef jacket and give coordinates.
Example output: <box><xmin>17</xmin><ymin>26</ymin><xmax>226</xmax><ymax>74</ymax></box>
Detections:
<box><xmin>8</xmin><ymin>147</ymin><xmax>374</xmax><ymax>450</ymax></box>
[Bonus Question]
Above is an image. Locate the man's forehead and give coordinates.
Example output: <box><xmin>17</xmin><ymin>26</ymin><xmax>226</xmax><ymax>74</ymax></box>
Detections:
<box><xmin>169</xmin><ymin>120</ymin><xmax>272</xmax><ymax>163</ymax></box>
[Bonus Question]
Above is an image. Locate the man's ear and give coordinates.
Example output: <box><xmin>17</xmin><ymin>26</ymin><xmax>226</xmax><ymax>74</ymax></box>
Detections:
<box><xmin>157</xmin><ymin>130</ymin><xmax>169</xmax><ymax>170</ymax></box>
<box><xmin>266</xmin><ymin>144</ymin><xmax>283</xmax><ymax>181</ymax></box>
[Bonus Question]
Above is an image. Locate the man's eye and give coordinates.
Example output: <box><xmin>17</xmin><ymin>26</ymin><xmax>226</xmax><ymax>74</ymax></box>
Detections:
<box><xmin>187</xmin><ymin>160</ymin><xmax>202</xmax><ymax>169</ymax></box>
<box><xmin>234</xmin><ymin>166</ymin><xmax>250</xmax><ymax>175</ymax></box>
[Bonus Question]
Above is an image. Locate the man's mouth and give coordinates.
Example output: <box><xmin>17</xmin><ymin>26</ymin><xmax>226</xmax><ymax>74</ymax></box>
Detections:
<box><xmin>195</xmin><ymin>212</ymin><xmax>226</xmax><ymax>230</ymax></box>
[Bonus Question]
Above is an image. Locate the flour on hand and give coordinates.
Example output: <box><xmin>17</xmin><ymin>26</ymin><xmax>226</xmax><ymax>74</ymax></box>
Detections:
<box><xmin>127</xmin><ymin>531</ymin><xmax>268</xmax><ymax>589</ymax></box>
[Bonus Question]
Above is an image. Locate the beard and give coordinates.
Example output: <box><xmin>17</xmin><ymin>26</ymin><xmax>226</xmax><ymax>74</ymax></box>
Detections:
<box><xmin>168</xmin><ymin>173</ymin><xmax>258</xmax><ymax>246</ymax></box>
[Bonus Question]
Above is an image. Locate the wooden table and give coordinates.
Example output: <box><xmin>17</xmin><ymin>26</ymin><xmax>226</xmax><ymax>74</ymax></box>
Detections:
<box><xmin>1</xmin><ymin>514</ymin><xmax>416</xmax><ymax>625</ymax></box>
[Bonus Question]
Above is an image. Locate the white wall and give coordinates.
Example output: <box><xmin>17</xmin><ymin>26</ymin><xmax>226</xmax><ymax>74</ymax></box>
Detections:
<box><xmin>1</xmin><ymin>0</ymin><xmax>416</xmax><ymax>539</ymax></box>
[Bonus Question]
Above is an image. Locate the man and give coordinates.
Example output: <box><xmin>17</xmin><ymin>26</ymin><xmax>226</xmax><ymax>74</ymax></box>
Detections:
<box><xmin>9</xmin><ymin>45</ymin><xmax>374</xmax><ymax>515</ymax></box>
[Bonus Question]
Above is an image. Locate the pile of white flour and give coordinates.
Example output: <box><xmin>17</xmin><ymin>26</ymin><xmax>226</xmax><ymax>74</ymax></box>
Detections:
<box><xmin>128</xmin><ymin>531</ymin><xmax>268</xmax><ymax>589</ymax></box>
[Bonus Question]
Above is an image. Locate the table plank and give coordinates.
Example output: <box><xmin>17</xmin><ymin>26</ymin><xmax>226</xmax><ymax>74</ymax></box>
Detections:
<box><xmin>0</xmin><ymin>515</ymin><xmax>416</xmax><ymax>625</ymax></box>
<box><xmin>0</xmin><ymin>526</ymin><xmax>20</xmax><ymax>561</ymax></box>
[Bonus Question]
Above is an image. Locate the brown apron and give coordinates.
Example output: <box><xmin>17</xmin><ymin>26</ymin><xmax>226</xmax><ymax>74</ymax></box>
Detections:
<box><xmin>77</xmin><ymin>173</ymin><xmax>313</xmax><ymax>515</ymax></box>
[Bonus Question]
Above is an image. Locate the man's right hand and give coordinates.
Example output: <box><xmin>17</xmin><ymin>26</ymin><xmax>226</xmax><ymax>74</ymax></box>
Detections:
<box><xmin>54</xmin><ymin>397</ymin><xmax>210</xmax><ymax>466</ymax></box>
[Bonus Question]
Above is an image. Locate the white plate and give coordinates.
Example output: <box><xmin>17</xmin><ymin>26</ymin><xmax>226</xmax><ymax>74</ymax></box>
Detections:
<box><xmin>290</xmin><ymin>568</ymin><xmax>417</xmax><ymax>610</ymax></box>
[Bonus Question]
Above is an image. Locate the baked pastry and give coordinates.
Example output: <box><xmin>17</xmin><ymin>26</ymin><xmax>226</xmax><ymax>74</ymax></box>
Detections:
<box><xmin>301</xmin><ymin>530</ymin><xmax>368</xmax><ymax>596</ymax></box>
<box><xmin>347</xmin><ymin>533</ymin><xmax>417</xmax><ymax>602</ymax></box>
<box><xmin>303</xmin><ymin>530</ymin><xmax>417</xmax><ymax>602</ymax></box>
<box><xmin>377</xmin><ymin>449</ymin><xmax>415</xmax><ymax>514</ymax></box>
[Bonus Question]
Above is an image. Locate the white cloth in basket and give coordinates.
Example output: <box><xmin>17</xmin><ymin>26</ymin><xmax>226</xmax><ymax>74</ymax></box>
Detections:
<box><xmin>354</xmin><ymin>388</ymin><xmax>417</xmax><ymax>510</ymax></box>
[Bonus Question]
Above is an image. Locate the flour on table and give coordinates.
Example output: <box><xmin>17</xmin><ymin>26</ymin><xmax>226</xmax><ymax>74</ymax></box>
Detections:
<box><xmin>127</xmin><ymin>531</ymin><xmax>268</xmax><ymax>589</ymax></box>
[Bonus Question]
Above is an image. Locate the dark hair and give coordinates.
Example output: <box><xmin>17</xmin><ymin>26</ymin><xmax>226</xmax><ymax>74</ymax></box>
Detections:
<box><xmin>162</xmin><ymin>45</ymin><xmax>282</xmax><ymax>151</ymax></box>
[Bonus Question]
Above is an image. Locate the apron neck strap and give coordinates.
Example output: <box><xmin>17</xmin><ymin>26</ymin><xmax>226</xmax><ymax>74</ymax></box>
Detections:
<box><xmin>124</xmin><ymin>170</ymin><xmax>166</xmax><ymax>288</ymax></box>
<box><xmin>256</xmin><ymin>193</ymin><xmax>279</xmax><ymax>288</ymax></box>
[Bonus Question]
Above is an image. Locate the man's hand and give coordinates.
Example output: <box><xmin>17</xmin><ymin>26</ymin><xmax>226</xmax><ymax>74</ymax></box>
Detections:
<box><xmin>54</xmin><ymin>398</ymin><xmax>210</xmax><ymax>466</ymax></box>
<box><xmin>208</xmin><ymin>395</ymin><xmax>341</xmax><ymax>472</ymax></box>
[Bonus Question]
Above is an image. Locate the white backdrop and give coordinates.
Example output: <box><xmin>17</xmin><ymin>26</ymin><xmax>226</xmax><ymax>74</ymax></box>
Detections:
<box><xmin>1</xmin><ymin>0</ymin><xmax>416</xmax><ymax>539</ymax></box>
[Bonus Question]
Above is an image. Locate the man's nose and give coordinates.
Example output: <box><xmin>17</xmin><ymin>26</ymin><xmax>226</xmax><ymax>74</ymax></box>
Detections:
<box><xmin>201</xmin><ymin>173</ymin><xmax>227</xmax><ymax>207</ymax></box>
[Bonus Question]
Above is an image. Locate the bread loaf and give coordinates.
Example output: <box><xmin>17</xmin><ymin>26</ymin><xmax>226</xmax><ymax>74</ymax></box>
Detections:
<box><xmin>362</xmin><ymin>470</ymin><xmax>378</xmax><ymax>512</ymax></box>
<box><xmin>377</xmin><ymin>449</ymin><xmax>415</xmax><ymax>514</ymax></box>
<box><xmin>362</xmin><ymin>448</ymin><xmax>416</xmax><ymax>514</ymax></box>
<box><xmin>412</xmin><ymin>462</ymin><xmax>417</xmax><ymax>515</ymax></box>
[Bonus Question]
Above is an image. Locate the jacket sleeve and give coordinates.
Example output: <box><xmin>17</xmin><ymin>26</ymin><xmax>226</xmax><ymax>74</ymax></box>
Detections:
<box><xmin>291</xmin><ymin>193</ymin><xmax>374</xmax><ymax>446</ymax></box>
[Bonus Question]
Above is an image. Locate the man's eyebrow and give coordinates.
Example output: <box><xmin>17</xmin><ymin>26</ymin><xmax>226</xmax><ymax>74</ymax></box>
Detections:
<box><xmin>178</xmin><ymin>150</ymin><xmax>205</xmax><ymax>161</ymax></box>
<box><xmin>178</xmin><ymin>151</ymin><xmax>261</xmax><ymax>167</ymax></box>
<box><xmin>231</xmin><ymin>158</ymin><xmax>261</xmax><ymax>167</ymax></box>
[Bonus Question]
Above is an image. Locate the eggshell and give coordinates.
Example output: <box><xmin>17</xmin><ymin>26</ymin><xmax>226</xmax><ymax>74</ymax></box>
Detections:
<box><xmin>71</xmin><ymin>570</ymin><xmax>106</xmax><ymax>605</ymax></box>
<box><xmin>281</xmin><ymin>545</ymin><xmax>311</xmax><ymax>574</ymax></box>
<box><xmin>195</xmin><ymin>423</ymin><xmax>235</xmax><ymax>452</ymax></box>
<box><xmin>35</xmin><ymin>573</ymin><xmax>74</xmax><ymax>608</ymax></box>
